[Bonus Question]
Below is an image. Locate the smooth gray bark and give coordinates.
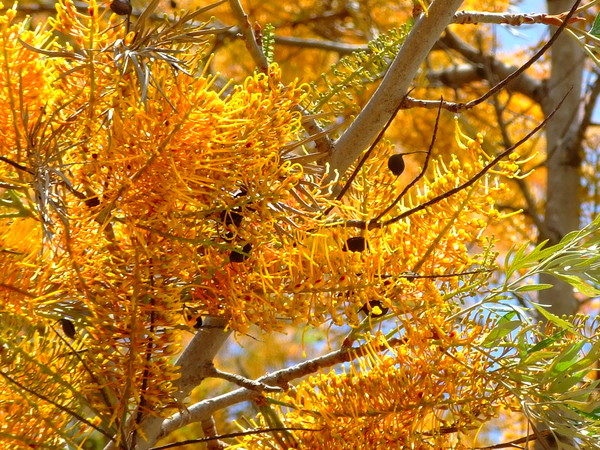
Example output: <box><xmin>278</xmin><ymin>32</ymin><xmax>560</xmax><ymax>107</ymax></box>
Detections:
<box><xmin>535</xmin><ymin>3</ymin><xmax>584</xmax><ymax>448</ymax></box>
<box><xmin>326</xmin><ymin>0</ymin><xmax>465</xmax><ymax>179</ymax></box>
<box><xmin>538</xmin><ymin>0</ymin><xmax>583</xmax><ymax>318</ymax></box>
<box><xmin>103</xmin><ymin>317</ymin><xmax>231</xmax><ymax>450</ymax></box>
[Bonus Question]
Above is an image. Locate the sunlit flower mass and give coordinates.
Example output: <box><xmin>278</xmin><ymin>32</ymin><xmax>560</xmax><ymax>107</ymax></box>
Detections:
<box><xmin>2</xmin><ymin>0</ymin><xmax>597</xmax><ymax>448</ymax></box>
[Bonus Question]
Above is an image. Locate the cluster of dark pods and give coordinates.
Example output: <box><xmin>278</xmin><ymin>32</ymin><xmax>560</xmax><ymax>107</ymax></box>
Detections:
<box><xmin>219</xmin><ymin>187</ymin><xmax>254</xmax><ymax>264</ymax></box>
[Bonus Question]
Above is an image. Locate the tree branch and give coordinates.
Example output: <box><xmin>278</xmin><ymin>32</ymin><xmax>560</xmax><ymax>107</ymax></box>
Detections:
<box><xmin>273</xmin><ymin>35</ymin><xmax>367</xmax><ymax>55</ymax></box>
<box><xmin>342</xmin><ymin>94</ymin><xmax>566</xmax><ymax>230</ymax></box>
<box><xmin>206</xmin><ymin>365</ymin><xmax>283</xmax><ymax>392</ymax></box>
<box><xmin>201</xmin><ymin>416</ymin><xmax>226</xmax><ymax>450</ymax></box>
<box><xmin>490</xmin><ymin>92</ymin><xmax>550</xmax><ymax>239</ymax></box>
<box><xmin>452</xmin><ymin>10</ymin><xmax>585</xmax><ymax>26</ymax></box>
<box><xmin>373</xmin><ymin>101</ymin><xmax>441</xmax><ymax>221</ymax></box>
<box><xmin>110</xmin><ymin>317</ymin><xmax>231</xmax><ymax>450</ymax></box>
<box><xmin>227</xmin><ymin>0</ymin><xmax>269</xmax><ymax>73</ymax></box>
<box><xmin>434</xmin><ymin>31</ymin><xmax>544</xmax><ymax>102</ymax></box>
<box><xmin>156</xmin><ymin>337</ymin><xmax>406</xmax><ymax>440</ymax></box>
<box><xmin>325</xmin><ymin>0</ymin><xmax>465</xmax><ymax>178</ymax></box>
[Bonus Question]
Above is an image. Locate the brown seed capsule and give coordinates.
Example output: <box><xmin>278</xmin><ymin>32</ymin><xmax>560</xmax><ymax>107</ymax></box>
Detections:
<box><xmin>110</xmin><ymin>0</ymin><xmax>132</xmax><ymax>16</ymax></box>
<box><xmin>193</xmin><ymin>316</ymin><xmax>203</xmax><ymax>329</ymax></box>
<box><xmin>387</xmin><ymin>154</ymin><xmax>405</xmax><ymax>176</ymax></box>
<box><xmin>230</xmin><ymin>243</ymin><xmax>252</xmax><ymax>263</ymax></box>
<box><xmin>85</xmin><ymin>196</ymin><xmax>100</xmax><ymax>208</ymax></box>
<box><xmin>220</xmin><ymin>208</ymin><xmax>243</xmax><ymax>227</ymax></box>
<box><xmin>358</xmin><ymin>300</ymin><xmax>389</xmax><ymax>317</ymax></box>
<box><xmin>343</xmin><ymin>236</ymin><xmax>367</xmax><ymax>252</ymax></box>
<box><xmin>60</xmin><ymin>318</ymin><xmax>76</xmax><ymax>338</ymax></box>
<box><xmin>402</xmin><ymin>271</ymin><xmax>418</xmax><ymax>282</ymax></box>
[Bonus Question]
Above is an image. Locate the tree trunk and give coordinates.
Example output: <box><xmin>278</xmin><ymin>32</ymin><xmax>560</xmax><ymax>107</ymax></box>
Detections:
<box><xmin>535</xmin><ymin>1</ymin><xmax>584</xmax><ymax>448</ymax></box>
<box><xmin>538</xmin><ymin>0</ymin><xmax>583</xmax><ymax>319</ymax></box>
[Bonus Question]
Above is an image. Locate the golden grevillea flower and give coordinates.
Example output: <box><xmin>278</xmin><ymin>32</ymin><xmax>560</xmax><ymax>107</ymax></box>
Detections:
<box><xmin>0</xmin><ymin>0</ymin><xmax>536</xmax><ymax>447</ymax></box>
<box><xmin>234</xmin><ymin>322</ymin><xmax>510</xmax><ymax>449</ymax></box>
<box><xmin>232</xmin><ymin>124</ymin><xmax>526</xmax><ymax>448</ymax></box>
<box><xmin>0</xmin><ymin>1</ymin><xmax>313</xmax><ymax>444</ymax></box>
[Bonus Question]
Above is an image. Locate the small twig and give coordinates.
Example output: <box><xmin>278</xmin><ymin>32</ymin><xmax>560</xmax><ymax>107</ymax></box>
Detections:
<box><xmin>342</xmin><ymin>90</ymin><xmax>568</xmax><ymax>231</ymax></box>
<box><xmin>489</xmin><ymin>87</ymin><xmax>550</xmax><ymax>239</ymax></box>
<box><xmin>435</xmin><ymin>32</ymin><xmax>543</xmax><ymax>103</ymax></box>
<box><xmin>0</xmin><ymin>282</ymin><xmax>36</xmax><ymax>297</ymax></box>
<box><xmin>373</xmin><ymin>98</ymin><xmax>442</xmax><ymax>221</ymax></box>
<box><xmin>321</xmin><ymin>93</ymin><xmax>408</xmax><ymax>213</ymax></box>
<box><xmin>274</xmin><ymin>35</ymin><xmax>367</xmax><ymax>55</ymax></box>
<box><xmin>206</xmin><ymin>365</ymin><xmax>283</xmax><ymax>393</ymax></box>
<box><xmin>365</xmin><ymin>269</ymin><xmax>493</xmax><ymax>280</ymax></box>
<box><xmin>0</xmin><ymin>371</ymin><xmax>115</xmax><ymax>441</ymax></box>
<box><xmin>575</xmin><ymin>71</ymin><xmax>600</xmax><ymax>150</ymax></box>
<box><xmin>452</xmin><ymin>10</ymin><xmax>585</xmax><ymax>26</ymax></box>
<box><xmin>150</xmin><ymin>427</ymin><xmax>319</xmax><ymax>450</ymax></box>
<box><xmin>0</xmin><ymin>155</ymin><xmax>33</xmax><ymax>174</ymax></box>
<box><xmin>228</xmin><ymin>0</ymin><xmax>268</xmax><ymax>73</ymax></box>
<box><xmin>52</xmin><ymin>325</ymin><xmax>116</xmax><ymax>414</ymax></box>
<box><xmin>383</xmin><ymin>94</ymin><xmax>566</xmax><ymax>227</ymax></box>
<box><xmin>475</xmin><ymin>429</ymin><xmax>552</xmax><ymax>449</ymax></box>
<box><xmin>401</xmin><ymin>96</ymin><xmax>466</xmax><ymax>112</ymax></box>
<box><xmin>407</xmin><ymin>2</ymin><xmax>580</xmax><ymax>115</ymax></box>
<box><xmin>455</xmin><ymin>0</ymin><xmax>581</xmax><ymax>112</ymax></box>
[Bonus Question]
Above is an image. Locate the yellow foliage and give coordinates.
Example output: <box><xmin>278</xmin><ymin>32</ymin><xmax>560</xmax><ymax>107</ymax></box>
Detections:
<box><xmin>0</xmin><ymin>0</ymin><xmax>596</xmax><ymax>449</ymax></box>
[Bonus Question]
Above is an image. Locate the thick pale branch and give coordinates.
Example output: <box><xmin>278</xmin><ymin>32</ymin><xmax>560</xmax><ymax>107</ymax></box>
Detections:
<box><xmin>227</xmin><ymin>0</ymin><xmax>269</xmax><ymax>72</ymax></box>
<box><xmin>156</xmin><ymin>337</ymin><xmax>405</xmax><ymax>440</ymax></box>
<box><xmin>111</xmin><ymin>317</ymin><xmax>232</xmax><ymax>450</ymax></box>
<box><xmin>326</xmin><ymin>0</ymin><xmax>464</xmax><ymax>178</ymax></box>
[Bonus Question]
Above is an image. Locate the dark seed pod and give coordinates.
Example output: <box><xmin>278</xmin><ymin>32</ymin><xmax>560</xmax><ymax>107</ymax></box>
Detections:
<box><xmin>220</xmin><ymin>208</ymin><xmax>243</xmax><ymax>227</ymax></box>
<box><xmin>169</xmin><ymin>0</ymin><xmax>177</xmax><ymax>8</ymax></box>
<box><xmin>84</xmin><ymin>196</ymin><xmax>101</xmax><ymax>208</ymax></box>
<box><xmin>230</xmin><ymin>243</ymin><xmax>252</xmax><ymax>263</ymax></box>
<box><xmin>358</xmin><ymin>300</ymin><xmax>389</xmax><ymax>317</ymax></box>
<box><xmin>343</xmin><ymin>236</ymin><xmax>367</xmax><ymax>253</ymax></box>
<box><xmin>60</xmin><ymin>318</ymin><xmax>76</xmax><ymax>338</ymax></box>
<box><xmin>110</xmin><ymin>0</ymin><xmax>132</xmax><ymax>15</ymax></box>
<box><xmin>387</xmin><ymin>154</ymin><xmax>405</xmax><ymax>176</ymax></box>
<box><xmin>193</xmin><ymin>316</ymin><xmax>203</xmax><ymax>329</ymax></box>
<box><xmin>402</xmin><ymin>271</ymin><xmax>418</xmax><ymax>282</ymax></box>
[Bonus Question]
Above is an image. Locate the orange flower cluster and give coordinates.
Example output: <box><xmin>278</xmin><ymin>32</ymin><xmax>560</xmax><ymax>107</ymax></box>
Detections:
<box><xmin>0</xmin><ymin>0</ymin><xmax>312</xmax><ymax>443</ymax></box>
<box><xmin>0</xmin><ymin>0</ymin><xmax>529</xmax><ymax>447</ymax></box>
